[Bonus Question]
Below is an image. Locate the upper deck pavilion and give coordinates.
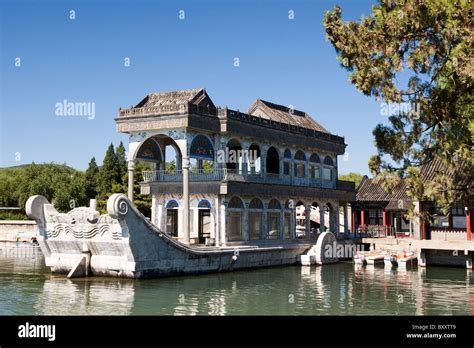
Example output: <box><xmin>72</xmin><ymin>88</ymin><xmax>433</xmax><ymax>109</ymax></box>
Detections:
<box><xmin>115</xmin><ymin>87</ymin><xmax>346</xmax><ymax>154</ymax></box>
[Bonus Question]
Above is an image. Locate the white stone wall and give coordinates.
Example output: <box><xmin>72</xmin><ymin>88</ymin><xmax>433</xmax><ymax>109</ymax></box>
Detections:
<box><xmin>151</xmin><ymin>192</ymin><xmax>218</xmax><ymax>242</ymax></box>
<box><xmin>431</xmin><ymin>229</ymin><xmax>468</xmax><ymax>241</ymax></box>
<box><xmin>0</xmin><ymin>220</ymin><xmax>37</xmax><ymax>242</ymax></box>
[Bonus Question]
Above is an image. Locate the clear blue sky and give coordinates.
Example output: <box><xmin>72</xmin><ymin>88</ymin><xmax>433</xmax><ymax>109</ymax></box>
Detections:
<box><xmin>1</xmin><ymin>0</ymin><xmax>383</xmax><ymax>175</ymax></box>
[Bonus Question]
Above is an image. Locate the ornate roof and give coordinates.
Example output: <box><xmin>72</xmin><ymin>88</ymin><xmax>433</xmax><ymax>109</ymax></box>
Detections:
<box><xmin>117</xmin><ymin>89</ymin><xmax>342</xmax><ymax>145</ymax></box>
<box><xmin>248</xmin><ymin>99</ymin><xmax>329</xmax><ymax>133</ymax></box>
<box><xmin>355</xmin><ymin>159</ymin><xmax>473</xmax><ymax>206</ymax></box>
<box><xmin>356</xmin><ymin>176</ymin><xmax>409</xmax><ymax>202</ymax></box>
<box><xmin>135</xmin><ymin>88</ymin><xmax>210</xmax><ymax>108</ymax></box>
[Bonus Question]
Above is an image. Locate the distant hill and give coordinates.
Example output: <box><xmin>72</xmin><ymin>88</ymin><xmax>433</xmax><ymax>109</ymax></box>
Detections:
<box><xmin>0</xmin><ymin>163</ymin><xmax>77</xmax><ymax>171</ymax></box>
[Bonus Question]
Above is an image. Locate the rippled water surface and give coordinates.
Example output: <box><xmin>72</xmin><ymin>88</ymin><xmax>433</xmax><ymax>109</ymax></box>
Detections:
<box><xmin>0</xmin><ymin>245</ymin><xmax>472</xmax><ymax>315</ymax></box>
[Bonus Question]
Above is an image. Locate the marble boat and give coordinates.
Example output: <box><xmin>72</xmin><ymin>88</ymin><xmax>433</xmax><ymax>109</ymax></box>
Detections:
<box><xmin>25</xmin><ymin>194</ymin><xmax>338</xmax><ymax>279</ymax></box>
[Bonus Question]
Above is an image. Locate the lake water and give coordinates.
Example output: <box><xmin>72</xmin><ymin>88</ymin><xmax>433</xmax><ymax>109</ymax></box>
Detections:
<box><xmin>0</xmin><ymin>245</ymin><xmax>473</xmax><ymax>315</ymax></box>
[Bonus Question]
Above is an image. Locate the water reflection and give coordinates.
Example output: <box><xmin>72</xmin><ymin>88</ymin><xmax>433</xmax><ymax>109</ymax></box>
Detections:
<box><xmin>0</xmin><ymin>251</ymin><xmax>472</xmax><ymax>315</ymax></box>
<box><xmin>36</xmin><ymin>278</ymin><xmax>135</xmax><ymax>315</ymax></box>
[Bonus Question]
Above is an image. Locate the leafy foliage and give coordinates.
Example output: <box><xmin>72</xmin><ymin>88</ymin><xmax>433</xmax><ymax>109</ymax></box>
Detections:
<box><xmin>85</xmin><ymin>157</ymin><xmax>99</xmax><ymax>200</ymax></box>
<box><xmin>324</xmin><ymin>0</ymin><xmax>473</xmax><ymax>212</ymax></box>
<box><xmin>0</xmin><ymin>163</ymin><xmax>87</xmax><ymax>213</ymax></box>
<box><xmin>339</xmin><ymin>172</ymin><xmax>364</xmax><ymax>187</ymax></box>
<box><xmin>97</xmin><ymin>143</ymin><xmax>119</xmax><ymax>200</ymax></box>
<box><xmin>0</xmin><ymin>142</ymin><xmax>152</xmax><ymax>217</ymax></box>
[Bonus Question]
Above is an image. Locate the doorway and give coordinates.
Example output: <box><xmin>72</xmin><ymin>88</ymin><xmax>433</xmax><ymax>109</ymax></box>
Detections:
<box><xmin>198</xmin><ymin>209</ymin><xmax>211</xmax><ymax>244</ymax></box>
<box><xmin>166</xmin><ymin>209</ymin><xmax>178</xmax><ymax>237</ymax></box>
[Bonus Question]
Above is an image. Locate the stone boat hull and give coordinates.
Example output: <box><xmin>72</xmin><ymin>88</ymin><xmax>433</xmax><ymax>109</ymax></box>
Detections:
<box><xmin>26</xmin><ymin>194</ymin><xmax>312</xmax><ymax>279</ymax></box>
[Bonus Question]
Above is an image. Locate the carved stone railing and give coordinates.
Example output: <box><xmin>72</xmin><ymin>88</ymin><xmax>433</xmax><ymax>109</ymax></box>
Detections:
<box><xmin>218</xmin><ymin>107</ymin><xmax>345</xmax><ymax>145</ymax></box>
<box><xmin>355</xmin><ymin>225</ymin><xmax>392</xmax><ymax>238</ymax></box>
<box><xmin>118</xmin><ymin>102</ymin><xmax>218</xmax><ymax>118</ymax></box>
<box><xmin>141</xmin><ymin>168</ymin><xmax>245</xmax><ymax>183</ymax></box>
<box><xmin>430</xmin><ymin>228</ymin><xmax>467</xmax><ymax>241</ymax></box>
<box><xmin>118</xmin><ymin>103</ymin><xmax>189</xmax><ymax>117</ymax></box>
<box><xmin>141</xmin><ymin>168</ymin><xmax>350</xmax><ymax>188</ymax></box>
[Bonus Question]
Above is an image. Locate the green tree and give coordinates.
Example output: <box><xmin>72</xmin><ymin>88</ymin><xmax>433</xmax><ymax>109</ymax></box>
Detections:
<box><xmin>0</xmin><ymin>167</ymin><xmax>22</xmax><ymax>206</ymax></box>
<box><xmin>166</xmin><ymin>160</ymin><xmax>176</xmax><ymax>172</ymax></box>
<box><xmin>339</xmin><ymin>172</ymin><xmax>364</xmax><ymax>188</ymax></box>
<box><xmin>115</xmin><ymin>141</ymin><xmax>128</xmax><ymax>185</ymax></box>
<box><xmin>133</xmin><ymin>161</ymin><xmax>152</xmax><ymax>217</ymax></box>
<box><xmin>2</xmin><ymin>163</ymin><xmax>87</xmax><ymax>213</ymax></box>
<box><xmin>202</xmin><ymin>160</ymin><xmax>214</xmax><ymax>172</ymax></box>
<box><xmin>98</xmin><ymin>143</ymin><xmax>119</xmax><ymax>199</ymax></box>
<box><xmin>324</xmin><ymin>0</ymin><xmax>473</xmax><ymax>212</ymax></box>
<box><xmin>85</xmin><ymin>157</ymin><xmax>99</xmax><ymax>200</ymax></box>
<box><xmin>52</xmin><ymin>171</ymin><xmax>87</xmax><ymax>212</ymax></box>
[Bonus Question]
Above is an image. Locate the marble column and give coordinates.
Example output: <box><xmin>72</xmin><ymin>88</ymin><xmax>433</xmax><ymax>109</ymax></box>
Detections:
<box><xmin>182</xmin><ymin>156</ymin><xmax>190</xmax><ymax>244</ymax></box>
<box><xmin>343</xmin><ymin>204</ymin><xmax>349</xmax><ymax>235</ymax></box>
<box><xmin>280</xmin><ymin>207</ymin><xmax>285</xmax><ymax>239</ymax></box>
<box><xmin>262</xmin><ymin>205</ymin><xmax>268</xmax><ymax>239</ymax></box>
<box><xmin>127</xmin><ymin>160</ymin><xmax>135</xmax><ymax>202</ymax></box>
<box><xmin>305</xmin><ymin>205</ymin><xmax>311</xmax><ymax>239</ymax></box>
<box><xmin>320</xmin><ymin>206</ymin><xmax>325</xmax><ymax>233</ymax></box>
<box><xmin>214</xmin><ymin>197</ymin><xmax>220</xmax><ymax>246</ymax></box>
<box><xmin>243</xmin><ymin>204</ymin><xmax>249</xmax><ymax>241</ymax></box>
<box><xmin>334</xmin><ymin>204</ymin><xmax>340</xmax><ymax>235</ymax></box>
<box><xmin>220</xmin><ymin>200</ymin><xmax>227</xmax><ymax>246</ymax></box>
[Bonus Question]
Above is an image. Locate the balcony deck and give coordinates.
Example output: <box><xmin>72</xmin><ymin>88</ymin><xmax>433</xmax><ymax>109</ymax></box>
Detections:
<box><xmin>141</xmin><ymin>169</ymin><xmax>355</xmax><ymax>191</ymax></box>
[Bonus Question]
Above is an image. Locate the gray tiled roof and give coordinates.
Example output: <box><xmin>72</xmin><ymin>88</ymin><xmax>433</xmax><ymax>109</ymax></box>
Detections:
<box><xmin>126</xmin><ymin>88</ymin><xmax>334</xmax><ymax>135</ymax></box>
<box><xmin>135</xmin><ymin>88</ymin><xmax>205</xmax><ymax>107</ymax></box>
<box><xmin>356</xmin><ymin>176</ymin><xmax>410</xmax><ymax>202</ymax></box>
<box><xmin>248</xmin><ymin>99</ymin><xmax>329</xmax><ymax>133</ymax></box>
<box><xmin>356</xmin><ymin>159</ymin><xmax>472</xmax><ymax>204</ymax></box>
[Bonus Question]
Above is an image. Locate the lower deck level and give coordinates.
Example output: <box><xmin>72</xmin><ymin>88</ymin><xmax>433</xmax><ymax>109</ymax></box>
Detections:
<box><xmin>149</xmin><ymin>192</ymin><xmax>353</xmax><ymax>247</ymax></box>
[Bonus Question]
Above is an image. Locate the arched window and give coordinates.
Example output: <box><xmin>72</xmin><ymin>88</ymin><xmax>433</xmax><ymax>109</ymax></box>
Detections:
<box><xmin>283</xmin><ymin>200</ymin><xmax>293</xmax><ymax>239</ymax></box>
<box><xmin>225</xmin><ymin>139</ymin><xmax>243</xmax><ymax>174</ymax></box>
<box><xmin>283</xmin><ymin>149</ymin><xmax>292</xmax><ymax>176</ymax></box>
<box><xmin>190</xmin><ymin>135</ymin><xmax>214</xmax><ymax>161</ymax></box>
<box><xmin>323</xmin><ymin>156</ymin><xmax>334</xmax><ymax>181</ymax></box>
<box><xmin>249</xmin><ymin>198</ymin><xmax>264</xmax><ymax>209</ymax></box>
<box><xmin>136</xmin><ymin>138</ymin><xmax>163</xmax><ymax>162</ymax></box>
<box><xmin>267</xmin><ymin>199</ymin><xmax>281</xmax><ymax>240</ymax></box>
<box><xmin>198</xmin><ymin>200</ymin><xmax>211</xmax><ymax>209</ymax></box>
<box><xmin>190</xmin><ymin>134</ymin><xmax>215</xmax><ymax>174</ymax></box>
<box><xmin>228</xmin><ymin>196</ymin><xmax>244</xmax><ymax>209</ymax></box>
<box><xmin>266</xmin><ymin>147</ymin><xmax>280</xmax><ymax>174</ymax></box>
<box><xmin>294</xmin><ymin>150</ymin><xmax>306</xmax><ymax>161</ymax></box>
<box><xmin>165</xmin><ymin>200</ymin><xmax>179</xmax><ymax>237</ymax></box>
<box><xmin>268</xmin><ymin>199</ymin><xmax>281</xmax><ymax>210</ymax></box>
<box><xmin>324</xmin><ymin>156</ymin><xmax>334</xmax><ymax>166</ymax></box>
<box><xmin>166</xmin><ymin>200</ymin><xmax>179</xmax><ymax>209</ymax></box>
<box><xmin>248</xmin><ymin>198</ymin><xmax>263</xmax><ymax>240</ymax></box>
<box><xmin>294</xmin><ymin>150</ymin><xmax>307</xmax><ymax>178</ymax></box>
<box><xmin>227</xmin><ymin>196</ymin><xmax>243</xmax><ymax>241</ymax></box>
<box><xmin>310</xmin><ymin>153</ymin><xmax>320</xmax><ymax>163</ymax></box>
<box><xmin>309</xmin><ymin>153</ymin><xmax>321</xmax><ymax>180</ymax></box>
